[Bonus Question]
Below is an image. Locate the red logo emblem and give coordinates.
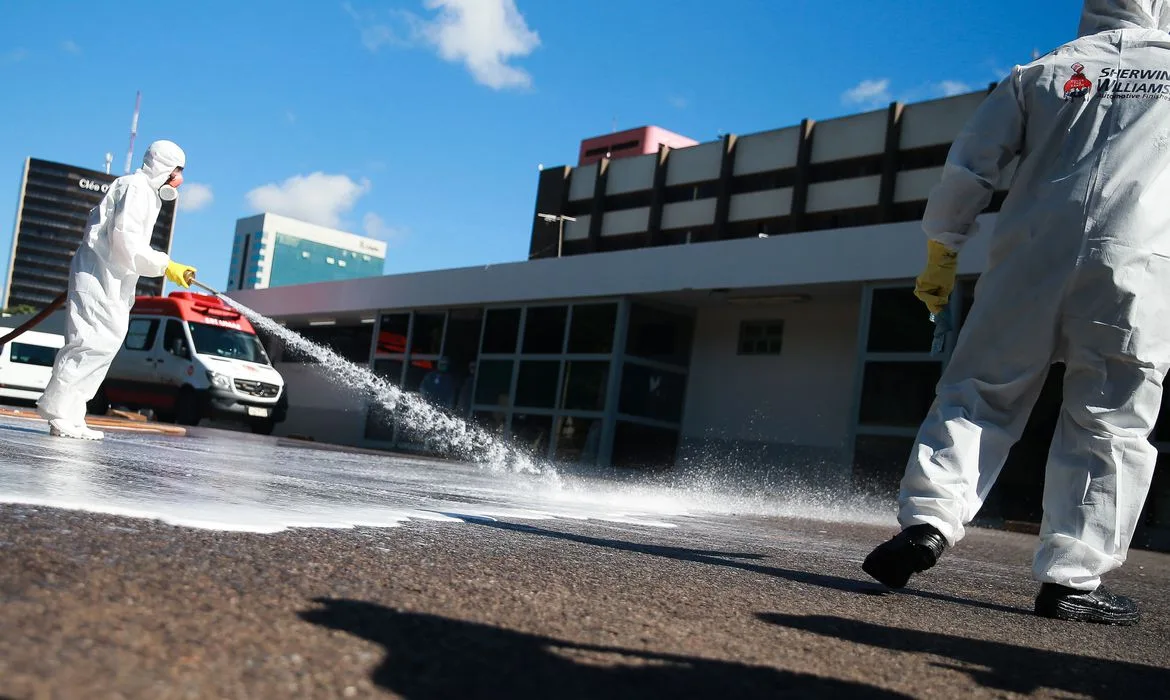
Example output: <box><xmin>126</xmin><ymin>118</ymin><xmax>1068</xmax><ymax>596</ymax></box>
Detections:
<box><xmin>1064</xmin><ymin>63</ymin><xmax>1092</xmax><ymax>99</ymax></box>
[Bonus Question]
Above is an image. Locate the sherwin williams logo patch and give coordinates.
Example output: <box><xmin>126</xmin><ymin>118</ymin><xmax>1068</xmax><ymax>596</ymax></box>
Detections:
<box><xmin>1064</xmin><ymin>63</ymin><xmax>1092</xmax><ymax>99</ymax></box>
<box><xmin>1097</xmin><ymin>66</ymin><xmax>1170</xmax><ymax>98</ymax></box>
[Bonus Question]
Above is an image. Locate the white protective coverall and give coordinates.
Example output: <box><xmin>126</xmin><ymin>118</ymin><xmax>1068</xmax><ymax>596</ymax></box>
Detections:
<box><xmin>37</xmin><ymin>140</ymin><xmax>187</xmax><ymax>431</ymax></box>
<box><xmin>900</xmin><ymin>0</ymin><xmax>1170</xmax><ymax>591</ymax></box>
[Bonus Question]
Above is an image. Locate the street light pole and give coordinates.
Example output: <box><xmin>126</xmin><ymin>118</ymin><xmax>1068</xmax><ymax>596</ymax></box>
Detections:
<box><xmin>536</xmin><ymin>213</ymin><xmax>576</xmax><ymax>258</ymax></box>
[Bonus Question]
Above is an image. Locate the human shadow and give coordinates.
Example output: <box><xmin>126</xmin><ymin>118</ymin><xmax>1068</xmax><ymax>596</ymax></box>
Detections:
<box><xmin>464</xmin><ymin>518</ymin><xmax>1028</xmax><ymax>617</ymax></box>
<box><xmin>759</xmin><ymin>612</ymin><xmax>1170</xmax><ymax>697</ymax></box>
<box><xmin>300</xmin><ymin>598</ymin><xmax>911</xmax><ymax>699</ymax></box>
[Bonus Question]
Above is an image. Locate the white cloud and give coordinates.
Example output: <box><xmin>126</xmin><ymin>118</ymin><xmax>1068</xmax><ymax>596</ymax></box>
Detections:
<box><xmin>842</xmin><ymin>78</ymin><xmax>892</xmax><ymax>108</ymax></box>
<box><xmin>246</xmin><ymin>173</ymin><xmax>371</xmax><ymax>228</ymax></box>
<box><xmin>178</xmin><ymin>183</ymin><xmax>214</xmax><ymax>212</ymax></box>
<box><xmin>936</xmin><ymin>80</ymin><xmax>971</xmax><ymax>97</ymax></box>
<box><xmin>346</xmin><ymin>0</ymin><xmax>540</xmax><ymax>90</ymax></box>
<box><xmin>2</xmin><ymin>48</ymin><xmax>28</xmax><ymax>63</ymax></box>
<box><xmin>61</xmin><ymin>40</ymin><xmax>81</xmax><ymax>54</ymax></box>
<box><xmin>362</xmin><ymin>212</ymin><xmax>407</xmax><ymax>242</ymax></box>
<box><xmin>668</xmin><ymin>95</ymin><xmax>689</xmax><ymax>110</ymax></box>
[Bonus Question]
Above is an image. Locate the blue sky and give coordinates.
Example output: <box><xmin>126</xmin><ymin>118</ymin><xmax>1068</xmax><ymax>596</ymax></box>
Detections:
<box><xmin>0</xmin><ymin>0</ymin><xmax>1075</xmax><ymax>296</ymax></box>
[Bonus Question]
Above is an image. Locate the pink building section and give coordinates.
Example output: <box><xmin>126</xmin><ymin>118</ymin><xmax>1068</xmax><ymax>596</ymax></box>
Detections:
<box><xmin>577</xmin><ymin>126</ymin><xmax>698</xmax><ymax>166</ymax></box>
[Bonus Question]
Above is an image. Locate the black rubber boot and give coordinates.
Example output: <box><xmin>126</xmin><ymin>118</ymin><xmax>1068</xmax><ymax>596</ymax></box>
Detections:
<box><xmin>1034</xmin><ymin>583</ymin><xmax>1139</xmax><ymax>625</ymax></box>
<box><xmin>862</xmin><ymin>524</ymin><xmax>948</xmax><ymax>589</ymax></box>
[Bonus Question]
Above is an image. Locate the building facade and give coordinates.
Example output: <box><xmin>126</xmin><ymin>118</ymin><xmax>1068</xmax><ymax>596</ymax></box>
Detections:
<box><xmin>227</xmin><ymin>212</ymin><xmax>387</xmax><ymax>291</ymax></box>
<box><xmin>4</xmin><ymin>158</ymin><xmax>176</xmax><ymax>310</ymax></box>
<box><xmin>228</xmin><ymin>88</ymin><xmax>1169</xmax><ymax>548</ymax></box>
<box><xmin>528</xmin><ymin>87</ymin><xmax>1007</xmax><ymax>262</ymax></box>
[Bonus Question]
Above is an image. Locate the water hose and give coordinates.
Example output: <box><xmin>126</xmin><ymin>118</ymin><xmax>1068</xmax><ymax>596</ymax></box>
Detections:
<box><xmin>0</xmin><ymin>291</ymin><xmax>67</xmax><ymax>348</ymax></box>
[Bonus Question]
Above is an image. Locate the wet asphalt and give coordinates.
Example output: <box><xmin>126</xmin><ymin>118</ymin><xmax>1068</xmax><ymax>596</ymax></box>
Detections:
<box><xmin>1</xmin><ymin>421</ymin><xmax>1168</xmax><ymax>698</ymax></box>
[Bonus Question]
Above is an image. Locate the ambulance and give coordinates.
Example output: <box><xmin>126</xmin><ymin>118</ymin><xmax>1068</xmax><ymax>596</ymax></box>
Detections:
<box><xmin>93</xmin><ymin>292</ymin><xmax>288</xmax><ymax>434</ymax></box>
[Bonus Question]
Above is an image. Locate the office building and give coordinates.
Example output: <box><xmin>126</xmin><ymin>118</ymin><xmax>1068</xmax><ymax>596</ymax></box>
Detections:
<box><xmin>227</xmin><ymin>212</ymin><xmax>387</xmax><ymax>291</ymax></box>
<box><xmin>4</xmin><ymin>158</ymin><xmax>175</xmax><ymax>309</ymax></box>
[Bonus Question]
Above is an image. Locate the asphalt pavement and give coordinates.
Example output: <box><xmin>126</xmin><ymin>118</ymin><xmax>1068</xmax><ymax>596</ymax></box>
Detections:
<box><xmin>1</xmin><ymin>415</ymin><xmax>1167</xmax><ymax>699</ymax></box>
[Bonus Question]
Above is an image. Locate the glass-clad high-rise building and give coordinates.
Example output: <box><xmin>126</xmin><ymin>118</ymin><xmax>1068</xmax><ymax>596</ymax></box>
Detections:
<box><xmin>227</xmin><ymin>212</ymin><xmax>387</xmax><ymax>291</ymax></box>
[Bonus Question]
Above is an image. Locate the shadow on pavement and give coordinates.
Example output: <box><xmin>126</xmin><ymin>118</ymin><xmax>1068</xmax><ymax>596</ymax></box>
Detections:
<box><xmin>299</xmin><ymin>598</ymin><xmax>911</xmax><ymax>699</ymax></box>
<box><xmin>467</xmin><ymin>519</ymin><xmax>1027</xmax><ymax>617</ymax></box>
<box><xmin>759</xmin><ymin>612</ymin><xmax>1170</xmax><ymax>697</ymax></box>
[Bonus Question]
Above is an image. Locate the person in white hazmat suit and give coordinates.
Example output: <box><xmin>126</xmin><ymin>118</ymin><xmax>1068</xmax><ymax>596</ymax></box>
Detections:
<box><xmin>36</xmin><ymin>140</ymin><xmax>198</xmax><ymax>440</ymax></box>
<box><xmin>862</xmin><ymin>0</ymin><xmax>1170</xmax><ymax>626</ymax></box>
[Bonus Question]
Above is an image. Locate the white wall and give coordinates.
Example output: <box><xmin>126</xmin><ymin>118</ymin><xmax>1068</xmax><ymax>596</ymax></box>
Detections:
<box><xmin>811</xmin><ymin>110</ymin><xmax>887</xmax><ymax>162</ymax></box>
<box><xmin>734</xmin><ymin>127</ymin><xmax>800</xmax><ymax>175</ymax></box>
<box><xmin>272</xmin><ymin>363</ymin><xmax>369</xmax><ymax>446</ymax></box>
<box><xmin>681</xmin><ymin>294</ymin><xmax>860</xmax><ymax>451</ymax></box>
<box><xmin>900</xmin><ymin>92</ymin><xmax>989</xmax><ymax>150</ymax></box>
<box><xmin>606</xmin><ymin>154</ymin><xmax>656</xmax><ymax>194</ymax></box>
<box><xmin>666</xmin><ymin>141</ymin><xmax>723</xmax><ymax>185</ymax></box>
<box><xmin>602</xmin><ymin>207</ymin><xmax>650</xmax><ymax>237</ymax></box>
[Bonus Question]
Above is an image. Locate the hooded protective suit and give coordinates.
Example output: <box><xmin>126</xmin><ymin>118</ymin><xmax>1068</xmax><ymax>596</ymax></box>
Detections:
<box><xmin>37</xmin><ymin>140</ymin><xmax>187</xmax><ymax>435</ymax></box>
<box><xmin>898</xmin><ymin>0</ymin><xmax>1170</xmax><ymax>591</ymax></box>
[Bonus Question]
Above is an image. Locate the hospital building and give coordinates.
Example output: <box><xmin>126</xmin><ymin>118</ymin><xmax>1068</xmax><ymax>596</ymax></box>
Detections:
<box><xmin>230</xmin><ymin>87</ymin><xmax>1170</xmax><ymax>546</ymax></box>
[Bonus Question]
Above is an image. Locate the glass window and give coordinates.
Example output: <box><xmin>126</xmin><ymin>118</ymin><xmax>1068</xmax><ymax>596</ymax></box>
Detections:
<box><xmin>511</xmin><ymin>413</ymin><xmax>554</xmax><ymax>455</ymax></box>
<box><xmin>514</xmin><ymin>360</ymin><xmax>560</xmax><ymax>409</ymax></box>
<box><xmin>567</xmin><ymin>303</ymin><xmax>618</xmax><ymax>354</ymax></box>
<box><xmin>403</xmin><ymin>358</ymin><xmax>436</xmax><ymax>393</ymax></box>
<box><xmin>611</xmin><ymin>421</ymin><xmax>679</xmax><ymax>469</ymax></box>
<box><xmin>473</xmin><ymin>409</ymin><xmax>507</xmax><ymax>435</ymax></box>
<box><xmin>858</xmin><ymin>361</ymin><xmax>942</xmax><ymax>428</ymax></box>
<box><xmin>522</xmin><ymin>306</ymin><xmax>568</xmax><ymax>354</ymax></box>
<box><xmin>9</xmin><ymin>342</ymin><xmax>57</xmax><ymax>367</ymax></box>
<box><xmin>474</xmin><ymin>359</ymin><xmax>513</xmax><ymax>407</ymax></box>
<box><xmin>738</xmin><ymin>320</ymin><xmax>784</xmax><ymax>355</ymax></box>
<box><xmin>124</xmin><ymin>318</ymin><xmax>159</xmax><ymax>351</ymax></box>
<box><xmin>372</xmin><ymin>358</ymin><xmax>404</xmax><ymax>386</ymax></box>
<box><xmin>442</xmin><ymin>308</ymin><xmax>483</xmax><ymax>370</ymax></box>
<box><xmin>619</xmin><ymin>363</ymin><xmax>687</xmax><ymax>423</ymax></box>
<box><xmin>553</xmin><ymin>416</ymin><xmax>603</xmax><ymax>465</ymax></box>
<box><xmin>163</xmin><ymin>320</ymin><xmax>191</xmax><ymax>359</ymax></box>
<box><xmin>867</xmin><ymin>287</ymin><xmax>936</xmax><ymax>353</ymax></box>
<box><xmin>625</xmin><ymin>303</ymin><xmax>694</xmax><ymax>367</ymax></box>
<box><xmin>560</xmin><ymin>361</ymin><xmax>608</xmax><ymax>412</ymax></box>
<box><xmin>377</xmin><ymin>313</ymin><xmax>410</xmax><ymax>355</ymax></box>
<box><xmin>411</xmin><ymin>312</ymin><xmax>446</xmax><ymax>356</ymax></box>
<box><xmin>482</xmin><ymin>308</ymin><xmax>521</xmax><ymax>354</ymax></box>
<box><xmin>188</xmin><ymin>323</ymin><xmax>270</xmax><ymax>364</ymax></box>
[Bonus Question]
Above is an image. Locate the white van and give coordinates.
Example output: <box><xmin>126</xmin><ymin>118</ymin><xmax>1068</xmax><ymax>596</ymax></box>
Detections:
<box><xmin>0</xmin><ymin>327</ymin><xmax>64</xmax><ymax>404</ymax></box>
<box><xmin>93</xmin><ymin>291</ymin><xmax>288</xmax><ymax>434</ymax></box>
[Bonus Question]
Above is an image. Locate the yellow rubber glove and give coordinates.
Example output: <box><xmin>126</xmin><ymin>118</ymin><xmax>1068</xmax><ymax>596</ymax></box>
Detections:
<box><xmin>913</xmin><ymin>240</ymin><xmax>957</xmax><ymax>314</ymax></box>
<box><xmin>165</xmin><ymin>261</ymin><xmax>197</xmax><ymax>289</ymax></box>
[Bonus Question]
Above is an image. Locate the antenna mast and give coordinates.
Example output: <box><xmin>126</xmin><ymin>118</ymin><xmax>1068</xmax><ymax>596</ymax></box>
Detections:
<box><xmin>124</xmin><ymin>91</ymin><xmax>141</xmax><ymax>175</ymax></box>
<box><xmin>104</xmin><ymin>152</ymin><xmax>113</xmax><ymax>174</ymax></box>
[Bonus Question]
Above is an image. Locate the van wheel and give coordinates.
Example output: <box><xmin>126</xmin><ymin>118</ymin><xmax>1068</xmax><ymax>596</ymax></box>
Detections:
<box><xmin>250</xmin><ymin>419</ymin><xmax>275</xmax><ymax>435</ymax></box>
<box><xmin>175</xmin><ymin>388</ymin><xmax>201</xmax><ymax>426</ymax></box>
<box><xmin>86</xmin><ymin>387</ymin><xmax>110</xmax><ymax>416</ymax></box>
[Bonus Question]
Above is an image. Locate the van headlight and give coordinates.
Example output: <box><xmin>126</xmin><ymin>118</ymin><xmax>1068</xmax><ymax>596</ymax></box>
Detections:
<box><xmin>206</xmin><ymin>370</ymin><xmax>233</xmax><ymax>390</ymax></box>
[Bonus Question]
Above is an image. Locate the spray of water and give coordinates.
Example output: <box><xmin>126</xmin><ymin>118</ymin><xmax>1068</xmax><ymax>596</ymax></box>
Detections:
<box><xmin>218</xmin><ymin>295</ymin><xmax>558</xmax><ymax>482</ymax></box>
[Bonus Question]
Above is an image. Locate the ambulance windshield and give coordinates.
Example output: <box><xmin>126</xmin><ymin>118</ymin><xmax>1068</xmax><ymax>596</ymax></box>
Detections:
<box><xmin>188</xmin><ymin>322</ymin><xmax>270</xmax><ymax>365</ymax></box>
